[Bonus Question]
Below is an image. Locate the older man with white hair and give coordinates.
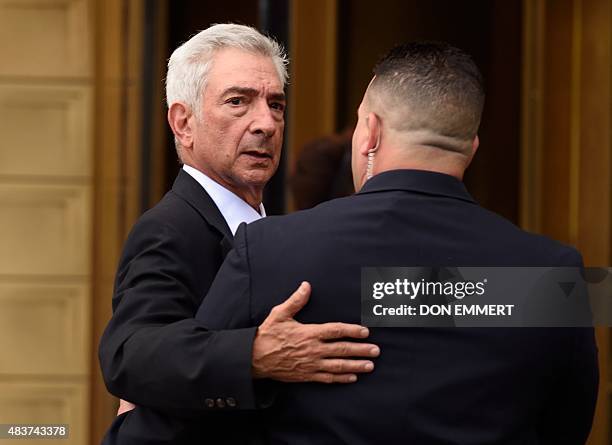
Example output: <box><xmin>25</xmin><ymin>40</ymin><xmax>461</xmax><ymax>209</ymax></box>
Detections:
<box><xmin>99</xmin><ymin>24</ymin><xmax>379</xmax><ymax>445</ymax></box>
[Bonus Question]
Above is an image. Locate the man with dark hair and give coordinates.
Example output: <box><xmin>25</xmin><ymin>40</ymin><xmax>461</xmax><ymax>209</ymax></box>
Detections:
<box><xmin>196</xmin><ymin>42</ymin><xmax>598</xmax><ymax>444</ymax></box>
<box><xmin>369</xmin><ymin>42</ymin><xmax>484</xmax><ymax>150</ymax></box>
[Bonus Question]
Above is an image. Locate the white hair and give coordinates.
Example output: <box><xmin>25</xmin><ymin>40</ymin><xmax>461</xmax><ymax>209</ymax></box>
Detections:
<box><xmin>166</xmin><ymin>24</ymin><xmax>288</xmax><ymax>159</ymax></box>
<box><xmin>167</xmin><ymin>23</ymin><xmax>288</xmax><ymax>124</ymax></box>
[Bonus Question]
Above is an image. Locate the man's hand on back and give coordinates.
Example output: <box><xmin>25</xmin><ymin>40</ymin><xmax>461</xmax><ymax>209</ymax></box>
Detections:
<box><xmin>252</xmin><ymin>282</ymin><xmax>380</xmax><ymax>383</ymax></box>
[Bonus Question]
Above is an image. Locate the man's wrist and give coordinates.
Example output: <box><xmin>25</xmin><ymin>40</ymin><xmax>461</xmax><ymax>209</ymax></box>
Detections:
<box><xmin>251</xmin><ymin>327</ymin><xmax>267</xmax><ymax>379</ymax></box>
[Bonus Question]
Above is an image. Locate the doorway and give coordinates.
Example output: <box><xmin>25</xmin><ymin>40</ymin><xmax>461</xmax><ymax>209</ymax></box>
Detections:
<box><xmin>337</xmin><ymin>0</ymin><xmax>523</xmax><ymax>223</ymax></box>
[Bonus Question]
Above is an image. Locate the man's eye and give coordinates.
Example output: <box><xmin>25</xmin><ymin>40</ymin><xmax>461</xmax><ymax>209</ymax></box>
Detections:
<box><xmin>227</xmin><ymin>97</ymin><xmax>243</xmax><ymax>105</ymax></box>
<box><xmin>270</xmin><ymin>102</ymin><xmax>285</xmax><ymax>111</ymax></box>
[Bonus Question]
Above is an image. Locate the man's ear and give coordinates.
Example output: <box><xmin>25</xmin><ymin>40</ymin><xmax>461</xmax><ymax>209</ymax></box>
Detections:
<box><xmin>168</xmin><ymin>102</ymin><xmax>194</xmax><ymax>150</ymax></box>
<box><xmin>361</xmin><ymin>112</ymin><xmax>381</xmax><ymax>156</ymax></box>
<box><xmin>471</xmin><ymin>134</ymin><xmax>479</xmax><ymax>156</ymax></box>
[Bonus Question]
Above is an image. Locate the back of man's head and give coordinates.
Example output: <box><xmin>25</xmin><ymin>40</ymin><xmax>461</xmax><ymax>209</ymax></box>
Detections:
<box><xmin>368</xmin><ymin>42</ymin><xmax>485</xmax><ymax>154</ymax></box>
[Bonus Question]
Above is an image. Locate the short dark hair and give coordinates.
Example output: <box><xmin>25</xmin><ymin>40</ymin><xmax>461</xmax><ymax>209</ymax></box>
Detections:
<box><xmin>371</xmin><ymin>41</ymin><xmax>485</xmax><ymax>143</ymax></box>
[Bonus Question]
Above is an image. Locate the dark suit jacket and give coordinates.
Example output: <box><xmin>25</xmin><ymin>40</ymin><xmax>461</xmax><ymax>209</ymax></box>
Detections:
<box><xmin>99</xmin><ymin>170</ymin><xmax>260</xmax><ymax>444</ymax></box>
<box><xmin>197</xmin><ymin>169</ymin><xmax>599</xmax><ymax>445</ymax></box>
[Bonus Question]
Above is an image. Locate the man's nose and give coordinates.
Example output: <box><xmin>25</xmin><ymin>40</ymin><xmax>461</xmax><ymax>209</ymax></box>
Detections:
<box><xmin>250</xmin><ymin>102</ymin><xmax>278</xmax><ymax>137</ymax></box>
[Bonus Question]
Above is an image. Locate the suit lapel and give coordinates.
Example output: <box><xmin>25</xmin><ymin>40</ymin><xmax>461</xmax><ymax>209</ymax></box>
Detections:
<box><xmin>219</xmin><ymin>236</ymin><xmax>234</xmax><ymax>259</ymax></box>
<box><xmin>171</xmin><ymin>169</ymin><xmax>234</xmax><ymax>241</ymax></box>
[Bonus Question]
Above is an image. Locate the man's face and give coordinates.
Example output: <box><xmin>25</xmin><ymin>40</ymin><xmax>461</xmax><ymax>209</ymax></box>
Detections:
<box><xmin>191</xmin><ymin>48</ymin><xmax>285</xmax><ymax>196</ymax></box>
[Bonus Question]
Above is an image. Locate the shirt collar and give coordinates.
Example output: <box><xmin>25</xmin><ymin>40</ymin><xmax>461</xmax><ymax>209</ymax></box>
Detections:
<box><xmin>182</xmin><ymin>165</ymin><xmax>266</xmax><ymax>235</ymax></box>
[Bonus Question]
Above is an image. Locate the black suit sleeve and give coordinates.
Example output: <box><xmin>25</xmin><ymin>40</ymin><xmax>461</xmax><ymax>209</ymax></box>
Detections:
<box><xmin>195</xmin><ymin>223</ymin><xmax>279</xmax><ymax>411</ymax></box>
<box><xmin>98</xmin><ymin>216</ymin><xmax>258</xmax><ymax>414</ymax></box>
<box><xmin>196</xmin><ymin>222</ymin><xmax>253</xmax><ymax>329</ymax></box>
<box><xmin>537</xmin><ymin>327</ymin><xmax>599</xmax><ymax>445</ymax></box>
<box><xmin>537</xmin><ymin>248</ymin><xmax>599</xmax><ymax>444</ymax></box>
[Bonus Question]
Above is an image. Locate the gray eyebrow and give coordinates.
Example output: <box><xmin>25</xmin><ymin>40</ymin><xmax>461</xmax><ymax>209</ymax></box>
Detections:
<box><xmin>221</xmin><ymin>86</ymin><xmax>286</xmax><ymax>102</ymax></box>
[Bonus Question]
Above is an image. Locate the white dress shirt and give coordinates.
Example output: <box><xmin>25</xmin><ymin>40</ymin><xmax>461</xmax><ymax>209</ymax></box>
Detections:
<box><xmin>182</xmin><ymin>164</ymin><xmax>266</xmax><ymax>235</ymax></box>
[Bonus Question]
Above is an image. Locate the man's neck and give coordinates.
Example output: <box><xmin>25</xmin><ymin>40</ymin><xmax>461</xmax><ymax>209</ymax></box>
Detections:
<box><xmin>184</xmin><ymin>163</ymin><xmax>263</xmax><ymax>211</ymax></box>
<box><xmin>374</xmin><ymin>148</ymin><xmax>467</xmax><ymax>181</ymax></box>
<box><xmin>218</xmin><ymin>180</ymin><xmax>263</xmax><ymax>211</ymax></box>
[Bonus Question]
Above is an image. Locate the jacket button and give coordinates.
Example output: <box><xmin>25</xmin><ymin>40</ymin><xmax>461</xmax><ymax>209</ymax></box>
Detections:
<box><xmin>216</xmin><ymin>398</ymin><xmax>226</xmax><ymax>408</ymax></box>
<box><xmin>204</xmin><ymin>398</ymin><xmax>215</xmax><ymax>408</ymax></box>
<box><xmin>226</xmin><ymin>397</ymin><xmax>237</xmax><ymax>408</ymax></box>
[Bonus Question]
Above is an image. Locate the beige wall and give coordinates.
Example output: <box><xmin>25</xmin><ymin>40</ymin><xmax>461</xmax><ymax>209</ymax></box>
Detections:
<box><xmin>0</xmin><ymin>1</ymin><xmax>151</xmax><ymax>442</ymax></box>
<box><xmin>0</xmin><ymin>0</ymin><xmax>94</xmax><ymax>444</ymax></box>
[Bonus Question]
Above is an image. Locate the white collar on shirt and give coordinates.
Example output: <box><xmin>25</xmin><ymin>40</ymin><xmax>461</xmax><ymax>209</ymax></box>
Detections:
<box><xmin>182</xmin><ymin>164</ymin><xmax>266</xmax><ymax>235</ymax></box>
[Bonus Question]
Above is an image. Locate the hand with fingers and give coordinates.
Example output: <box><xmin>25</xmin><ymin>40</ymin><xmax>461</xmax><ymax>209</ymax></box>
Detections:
<box><xmin>252</xmin><ymin>281</ymin><xmax>380</xmax><ymax>384</ymax></box>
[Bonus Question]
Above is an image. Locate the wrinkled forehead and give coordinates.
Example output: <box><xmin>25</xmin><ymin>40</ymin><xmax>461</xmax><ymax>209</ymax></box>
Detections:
<box><xmin>207</xmin><ymin>48</ymin><xmax>283</xmax><ymax>91</ymax></box>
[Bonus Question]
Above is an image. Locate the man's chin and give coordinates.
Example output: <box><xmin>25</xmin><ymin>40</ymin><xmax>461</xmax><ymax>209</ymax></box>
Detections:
<box><xmin>231</xmin><ymin>155</ymin><xmax>278</xmax><ymax>188</ymax></box>
<box><xmin>238</xmin><ymin>169</ymin><xmax>276</xmax><ymax>188</ymax></box>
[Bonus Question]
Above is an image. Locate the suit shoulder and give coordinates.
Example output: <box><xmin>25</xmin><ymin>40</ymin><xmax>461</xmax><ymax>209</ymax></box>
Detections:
<box><xmin>525</xmin><ymin>232</ymin><xmax>582</xmax><ymax>266</ymax></box>
<box><xmin>123</xmin><ymin>190</ymin><xmax>220</xmax><ymax>252</ymax></box>
<box><xmin>248</xmin><ymin>197</ymin><xmax>341</xmax><ymax>230</ymax></box>
<box><xmin>243</xmin><ymin>195</ymin><xmax>353</xmax><ymax>247</ymax></box>
<box><xmin>476</xmin><ymin>206</ymin><xmax>583</xmax><ymax>266</ymax></box>
<box><xmin>135</xmin><ymin>190</ymin><xmax>195</xmax><ymax>227</ymax></box>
